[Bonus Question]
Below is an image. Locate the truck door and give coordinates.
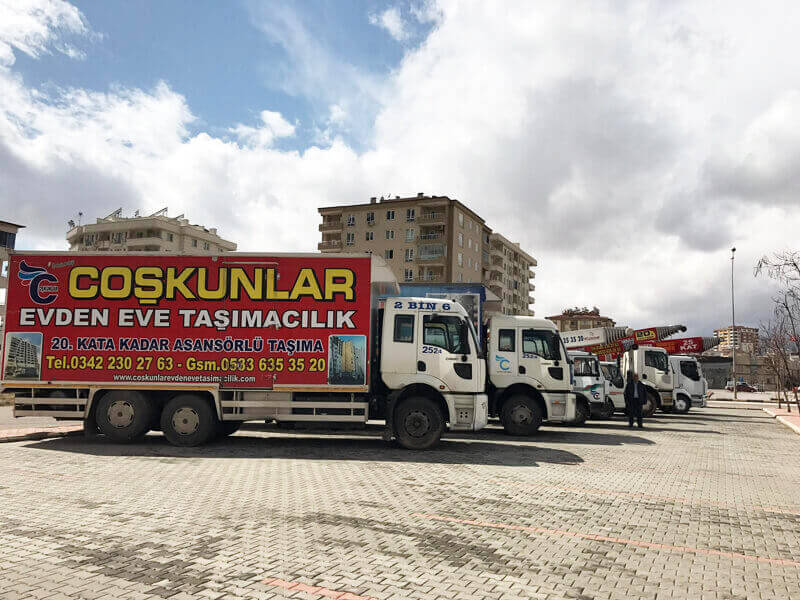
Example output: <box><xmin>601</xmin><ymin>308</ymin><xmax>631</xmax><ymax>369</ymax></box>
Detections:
<box><xmin>518</xmin><ymin>328</ymin><xmax>567</xmax><ymax>391</ymax></box>
<box><xmin>418</xmin><ymin>314</ymin><xmax>480</xmax><ymax>394</ymax></box>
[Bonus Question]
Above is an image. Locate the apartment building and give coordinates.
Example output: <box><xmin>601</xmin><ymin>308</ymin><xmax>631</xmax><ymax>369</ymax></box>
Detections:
<box><xmin>318</xmin><ymin>194</ymin><xmax>536</xmax><ymax>315</ymax></box>
<box><xmin>1</xmin><ymin>220</ymin><xmax>24</xmax><ymax>334</ymax></box>
<box><xmin>547</xmin><ymin>307</ymin><xmax>616</xmax><ymax>332</ymax></box>
<box><xmin>713</xmin><ymin>325</ymin><xmax>759</xmax><ymax>354</ymax></box>
<box><xmin>66</xmin><ymin>208</ymin><xmax>237</xmax><ymax>254</ymax></box>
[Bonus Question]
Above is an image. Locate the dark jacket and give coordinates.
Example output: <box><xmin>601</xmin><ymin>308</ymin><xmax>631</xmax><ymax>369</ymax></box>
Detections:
<box><xmin>624</xmin><ymin>380</ymin><xmax>648</xmax><ymax>406</ymax></box>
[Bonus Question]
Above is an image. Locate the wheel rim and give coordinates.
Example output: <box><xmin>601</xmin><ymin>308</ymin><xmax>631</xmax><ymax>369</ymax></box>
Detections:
<box><xmin>172</xmin><ymin>407</ymin><xmax>200</xmax><ymax>435</ymax></box>
<box><xmin>107</xmin><ymin>400</ymin><xmax>134</xmax><ymax>428</ymax></box>
<box><xmin>510</xmin><ymin>403</ymin><xmax>533</xmax><ymax>425</ymax></box>
<box><xmin>404</xmin><ymin>410</ymin><xmax>431</xmax><ymax>438</ymax></box>
<box><xmin>675</xmin><ymin>397</ymin><xmax>688</xmax><ymax>412</ymax></box>
<box><xmin>644</xmin><ymin>398</ymin><xmax>654</xmax><ymax>413</ymax></box>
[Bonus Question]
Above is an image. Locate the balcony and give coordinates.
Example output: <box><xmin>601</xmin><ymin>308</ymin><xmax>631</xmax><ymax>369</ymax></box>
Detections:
<box><xmin>317</xmin><ymin>240</ymin><xmax>342</xmax><ymax>251</ymax></box>
<box><xmin>417</xmin><ymin>232</ymin><xmax>444</xmax><ymax>242</ymax></box>
<box><xmin>419</xmin><ymin>212</ymin><xmax>446</xmax><ymax>225</ymax></box>
<box><xmin>127</xmin><ymin>236</ymin><xmax>164</xmax><ymax>248</ymax></box>
<box><xmin>319</xmin><ymin>221</ymin><xmax>342</xmax><ymax>232</ymax></box>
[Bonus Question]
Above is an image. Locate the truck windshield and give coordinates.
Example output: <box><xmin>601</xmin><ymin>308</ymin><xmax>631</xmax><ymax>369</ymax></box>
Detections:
<box><xmin>522</xmin><ymin>329</ymin><xmax>561</xmax><ymax>360</ymax></box>
<box><xmin>423</xmin><ymin>315</ymin><xmax>470</xmax><ymax>354</ymax></box>
<box><xmin>680</xmin><ymin>360</ymin><xmax>700</xmax><ymax>381</ymax></box>
<box><xmin>573</xmin><ymin>356</ymin><xmax>598</xmax><ymax>376</ymax></box>
<box><xmin>645</xmin><ymin>350</ymin><xmax>669</xmax><ymax>372</ymax></box>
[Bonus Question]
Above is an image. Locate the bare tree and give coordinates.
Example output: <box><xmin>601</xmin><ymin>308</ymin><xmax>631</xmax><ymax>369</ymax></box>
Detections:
<box><xmin>760</xmin><ymin>317</ymin><xmax>791</xmax><ymax>409</ymax></box>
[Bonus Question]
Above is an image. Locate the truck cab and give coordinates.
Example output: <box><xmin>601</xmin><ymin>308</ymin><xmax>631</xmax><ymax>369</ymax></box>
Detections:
<box><xmin>379</xmin><ymin>297</ymin><xmax>488</xmax><ymax>446</ymax></box>
<box><xmin>600</xmin><ymin>361</ymin><xmax>625</xmax><ymax>412</ymax></box>
<box><xmin>669</xmin><ymin>354</ymin><xmax>707</xmax><ymax>411</ymax></box>
<box><xmin>620</xmin><ymin>346</ymin><xmax>672</xmax><ymax>416</ymax></box>
<box><xmin>488</xmin><ymin>316</ymin><xmax>577</xmax><ymax>433</ymax></box>
<box><xmin>568</xmin><ymin>350</ymin><xmax>609</xmax><ymax>420</ymax></box>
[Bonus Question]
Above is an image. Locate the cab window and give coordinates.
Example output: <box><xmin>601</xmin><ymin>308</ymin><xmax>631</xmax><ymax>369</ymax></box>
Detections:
<box><xmin>522</xmin><ymin>329</ymin><xmax>560</xmax><ymax>360</ymax></box>
<box><xmin>393</xmin><ymin>314</ymin><xmax>414</xmax><ymax>343</ymax></box>
<box><xmin>645</xmin><ymin>351</ymin><xmax>669</xmax><ymax>371</ymax></box>
<box><xmin>423</xmin><ymin>315</ymin><xmax>469</xmax><ymax>354</ymax></box>
<box><xmin>573</xmin><ymin>356</ymin><xmax>598</xmax><ymax>376</ymax></box>
<box><xmin>498</xmin><ymin>329</ymin><xmax>515</xmax><ymax>352</ymax></box>
<box><xmin>680</xmin><ymin>360</ymin><xmax>700</xmax><ymax>381</ymax></box>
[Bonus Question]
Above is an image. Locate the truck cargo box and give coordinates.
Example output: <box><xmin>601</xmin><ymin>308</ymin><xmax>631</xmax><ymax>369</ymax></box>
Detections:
<box><xmin>2</xmin><ymin>252</ymin><xmax>372</xmax><ymax>391</ymax></box>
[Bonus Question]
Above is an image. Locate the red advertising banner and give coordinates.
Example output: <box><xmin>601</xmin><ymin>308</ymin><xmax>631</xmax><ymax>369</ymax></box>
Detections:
<box><xmin>639</xmin><ymin>337</ymin><xmax>719</xmax><ymax>355</ymax></box>
<box><xmin>2</xmin><ymin>253</ymin><xmax>372</xmax><ymax>389</ymax></box>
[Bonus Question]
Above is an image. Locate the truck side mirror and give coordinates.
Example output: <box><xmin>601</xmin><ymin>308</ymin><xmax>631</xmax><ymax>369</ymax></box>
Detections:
<box><xmin>641</xmin><ymin>373</ymin><xmax>648</xmax><ymax>380</ymax></box>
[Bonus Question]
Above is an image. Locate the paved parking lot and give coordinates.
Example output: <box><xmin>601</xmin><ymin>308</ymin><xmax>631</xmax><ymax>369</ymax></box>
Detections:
<box><xmin>1</xmin><ymin>407</ymin><xmax>799</xmax><ymax>600</ymax></box>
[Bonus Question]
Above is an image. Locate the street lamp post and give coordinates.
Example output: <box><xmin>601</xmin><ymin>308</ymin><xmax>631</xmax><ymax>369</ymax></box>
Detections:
<box><xmin>731</xmin><ymin>247</ymin><xmax>737</xmax><ymax>402</ymax></box>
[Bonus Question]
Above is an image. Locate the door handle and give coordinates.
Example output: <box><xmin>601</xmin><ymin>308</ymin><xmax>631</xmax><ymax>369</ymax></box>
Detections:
<box><xmin>417</xmin><ymin>360</ymin><xmax>426</xmax><ymax>372</ymax></box>
<box><xmin>518</xmin><ymin>365</ymin><xmax>526</xmax><ymax>374</ymax></box>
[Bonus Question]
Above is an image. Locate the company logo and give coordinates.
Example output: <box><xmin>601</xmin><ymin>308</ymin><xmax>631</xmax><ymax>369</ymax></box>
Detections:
<box><xmin>635</xmin><ymin>329</ymin><xmax>656</xmax><ymax>341</ymax></box>
<box><xmin>18</xmin><ymin>261</ymin><xmax>59</xmax><ymax>305</ymax></box>
<box><xmin>679</xmin><ymin>339</ymin><xmax>699</xmax><ymax>352</ymax></box>
<box><xmin>495</xmin><ymin>355</ymin><xmax>511</xmax><ymax>371</ymax></box>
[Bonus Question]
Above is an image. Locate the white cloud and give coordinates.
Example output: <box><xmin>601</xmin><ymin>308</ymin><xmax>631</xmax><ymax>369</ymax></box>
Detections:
<box><xmin>0</xmin><ymin>0</ymin><xmax>87</xmax><ymax>66</ymax></box>
<box><xmin>230</xmin><ymin>110</ymin><xmax>296</xmax><ymax>149</ymax></box>
<box><xmin>3</xmin><ymin>0</ymin><xmax>800</xmax><ymax>337</ymax></box>
<box><xmin>369</xmin><ymin>7</ymin><xmax>410</xmax><ymax>42</ymax></box>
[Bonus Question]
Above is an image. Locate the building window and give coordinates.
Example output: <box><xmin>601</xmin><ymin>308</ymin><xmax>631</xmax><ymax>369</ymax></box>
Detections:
<box><xmin>405</xmin><ymin>228</ymin><xmax>415</xmax><ymax>242</ymax></box>
<box><xmin>366</xmin><ymin>211</ymin><xmax>375</xmax><ymax>225</ymax></box>
<box><xmin>167</xmin><ymin>233</ymin><xmax>174</xmax><ymax>242</ymax></box>
<box><xmin>457</xmin><ymin>252</ymin><xmax>463</xmax><ymax>267</ymax></box>
<box><xmin>346</xmin><ymin>232</ymin><xmax>355</xmax><ymax>246</ymax></box>
<box><xmin>405</xmin><ymin>248</ymin><xmax>414</xmax><ymax>262</ymax></box>
<box><xmin>406</xmin><ymin>208</ymin><xmax>415</xmax><ymax>221</ymax></box>
<box><xmin>467</xmin><ymin>238</ymin><xmax>472</xmax><ymax>250</ymax></box>
<box><xmin>458</xmin><ymin>232</ymin><xmax>463</xmax><ymax>247</ymax></box>
<box><xmin>404</xmin><ymin>268</ymin><xmax>414</xmax><ymax>282</ymax></box>
<box><xmin>192</xmin><ymin>239</ymin><xmax>198</xmax><ymax>247</ymax></box>
<box><xmin>347</xmin><ymin>215</ymin><xmax>355</xmax><ymax>226</ymax></box>
<box><xmin>203</xmin><ymin>242</ymin><xmax>210</xmax><ymax>250</ymax></box>
<box><xmin>0</xmin><ymin>231</ymin><xmax>16</xmax><ymax>249</ymax></box>
<box><xmin>394</xmin><ymin>314</ymin><xmax>414</xmax><ymax>342</ymax></box>
<box><xmin>365</xmin><ymin>231</ymin><xmax>373</xmax><ymax>241</ymax></box>
<box><xmin>458</xmin><ymin>212</ymin><xmax>464</xmax><ymax>227</ymax></box>
<box><xmin>386</xmin><ymin>230</ymin><xmax>395</xmax><ymax>240</ymax></box>
<box><xmin>386</xmin><ymin>210</ymin><xmax>395</xmax><ymax>220</ymax></box>
<box><xmin>468</xmin><ymin>257</ymin><xmax>472</xmax><ymax>268</ymax></box>
<box><xmin>458</xmin><ymin>273</ymin><xmax>463</xmax><ymax>282</ymax></box>
<box><xmin>384</xmin><ymin>249</ymin><xmax>394</xmax><ymax>259</ymax></box>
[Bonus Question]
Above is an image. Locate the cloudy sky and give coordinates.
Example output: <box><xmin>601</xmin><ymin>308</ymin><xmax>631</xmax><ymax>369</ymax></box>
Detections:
<box><xmin>1</xmin><ymin>0</ymin><xmax>798</xmax><ymax>336</ymax></box>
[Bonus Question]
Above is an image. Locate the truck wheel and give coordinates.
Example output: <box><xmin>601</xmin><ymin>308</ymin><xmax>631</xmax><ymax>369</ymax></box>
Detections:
<box><xmin>500</xmin><ymin>395</ymin><xmax>543</xmax><ymax>435</ymax></box>
<box><xmin>218</xmin><ymin>421</ymin><xmax>242</xmax><ymax>437</ymax></box>
<box><xmin>673</xmin><ymin>395</ymin><xmax>691</xmax><ymax>414</ymax></box>
<box><xmin>572</xmin><ymin>396</ymin><xmax>590</xmax><ymax>426</ymax></box>
<box><xmin>95</xmin><ymin>390</ymin><xmax>153</xmax><ymax>442</ymax></box>
<box><xmin>394</xmin><ymin>396</ymin><xmax>444</xmax><ymax>450</ymax></box>
<box><xmin>596</xmin><ymin>398</ymin><xmax>615</xmax><ymax>419</ymax></box>
<box><xmin>161</xmin><ymin>394</ymin><xmax>217</xmax><ymax>447</ymax></box>
<box><xmin>642</xmin><ymin>391</ymin><xmax>658</xmax><ymax>418</ymax></box>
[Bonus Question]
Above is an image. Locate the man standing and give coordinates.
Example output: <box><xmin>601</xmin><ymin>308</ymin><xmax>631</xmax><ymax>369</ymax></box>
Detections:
<box><xmin>624</xmin><ymin>371</ymin><xmax>646</xmax><ymax>428</ymax></box>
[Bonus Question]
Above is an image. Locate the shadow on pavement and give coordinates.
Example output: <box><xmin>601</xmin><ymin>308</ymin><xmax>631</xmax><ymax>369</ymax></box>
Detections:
<box><xmin>22</xmin><ymin>433</ymin><xmax>587</xmax><ymax>467</ymax></box>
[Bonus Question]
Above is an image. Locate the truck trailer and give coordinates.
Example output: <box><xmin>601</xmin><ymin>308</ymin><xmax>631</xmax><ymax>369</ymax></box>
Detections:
<box><xmin>2</xmin><ymin>252</ymin><xmax>495</xmax><ymax>449</ymax></box>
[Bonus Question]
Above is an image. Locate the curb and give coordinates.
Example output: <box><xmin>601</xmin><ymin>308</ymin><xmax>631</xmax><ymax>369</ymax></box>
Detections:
<box><xmin>0</xmin><ymin>427</ymin><xmax>84</xmax><ymax>443</ymax></box>
<box><xmin>761</xmin><ymin>407</ymin><xmax>800</xmax><ymax>437</ymax></box>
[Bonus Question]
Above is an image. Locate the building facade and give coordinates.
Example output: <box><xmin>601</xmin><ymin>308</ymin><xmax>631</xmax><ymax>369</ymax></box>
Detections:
<box><xmin>318</xmin><ymin>194</ymin><xmax>536</xmax><ymax>315</ymax></box>
<box><xmin>0</xmin><ymin>220</ymin><xmax>25</xmax><ymax>334</ymax></box>
<box><xmin>66</xmin><ymin>209</ymin><xmax>237</xmax><ymax>254</ymax></box>
<box><xmin>713</xmin><ymin>325</ymin><xmax>759</xmax><ymax>354</ymax></box>
<box><xmin>547</xmin><ymin>307</ymin><xmax>616</xmax><ymax>332</ymax></box>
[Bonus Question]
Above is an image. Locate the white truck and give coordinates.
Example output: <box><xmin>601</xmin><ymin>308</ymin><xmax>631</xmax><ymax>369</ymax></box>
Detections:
<box><xmin>669</xmin><ymin>354</ymin><xmax>708</xmax><ymax>411</ymax></box>
<box><xmin>566</xmin><ymin>350</ymin><xmax>604</xmax><ymax>420</ymax></box>
<box><xmin>620</xmin><ymin>346</ymin><xmax>672</xmax><ymax>416</ymax></box>
<box><xmin>600</xmin><ymin>361</ymin><xmax>625</xmax><ymax>413</ymax></box>
<box><xmin>489</xmin><ymin>316</ymin><xmax>579</xmax><ymax>432</ymax></box>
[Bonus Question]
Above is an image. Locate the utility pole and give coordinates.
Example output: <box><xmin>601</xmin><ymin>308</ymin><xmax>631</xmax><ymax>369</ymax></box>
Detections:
<box><xmin>731</xmin><ymin>247</ymin><xmax>737</xmax><ymax>402</ymax></box>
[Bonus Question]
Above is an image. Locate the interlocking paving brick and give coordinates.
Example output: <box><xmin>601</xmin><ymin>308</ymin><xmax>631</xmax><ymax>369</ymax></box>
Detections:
<box><xmin>0</xmin><ymin>408</ymin><xmax>799</xmax><ymax>599</ymax></box>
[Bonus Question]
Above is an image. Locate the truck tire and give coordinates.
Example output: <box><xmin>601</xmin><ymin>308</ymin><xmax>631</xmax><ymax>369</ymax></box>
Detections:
<box><xmin>161</xmin><ymin>394</ymin><xmax>217</xmax><ymax>447</ymax></box>
<box><xmin>595</xmin><ymin>398</ymin><xmax>615</xmax><ymax>419</ymax></box>
<box><xmin>217</xmin><ymin>421</ymin><xmax>242</xmax><ymax>437</ymax></box>
<box><xmin>572</xmin><ymin>395</ymin><xmax>590</xmax><ymax>426</ymax></box>
<box><xmin>394</xmin><ymin>396</ymin><xmax>444</xmax><ymax>450</ymax></box>
<box><xmin>500</xmin><ymin>394</ymin><xmax>543</xmax><ymax>435</ymax></box>
<box><xmin>95</xmin><ymin>390</ymin><xmax>154</xmax><ymax>442</ymax></box>
<box><xmin>642</xmin><ymin>391</ymin><xmax>658</xmax><ymax>418</ymax></box>
<box><xmin>673</xmin><ymin>394</ymin><xmax>691</xmax><ymax>414</ymax></box>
